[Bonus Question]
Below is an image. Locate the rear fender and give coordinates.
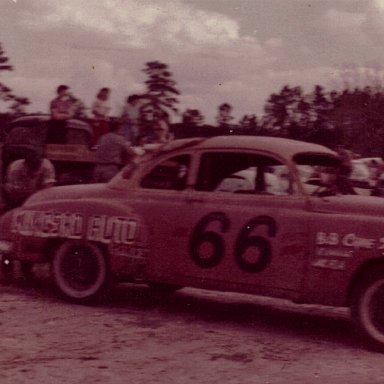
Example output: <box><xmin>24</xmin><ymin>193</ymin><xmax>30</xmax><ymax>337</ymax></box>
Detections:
<box><xmin>346</xmin><ymin>257</ymin><xmax>384</xmax><ymax>306</ymax></box>
<box><xmin>4</xmin><ymin>199</ymin><xmax>149</xmax><ymax>275</ymax></box>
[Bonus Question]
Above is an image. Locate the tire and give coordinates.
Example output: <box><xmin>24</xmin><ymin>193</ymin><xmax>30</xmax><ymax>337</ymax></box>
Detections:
<box><xmin>351</xmin><ymin>270</ymin><xmax>384</xmax><ymax>350</ymax></box>
<box><xmin>52</xmin><ymin>241</ymin><xmax>109</xmax><ymax>303</ymax></box>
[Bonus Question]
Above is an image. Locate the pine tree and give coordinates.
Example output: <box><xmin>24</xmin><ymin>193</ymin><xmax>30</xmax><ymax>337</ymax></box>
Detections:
<box><xmin>0</xmin><ymin>42</ymin><xmax>30</xmax><ymax>116</ymax></box>
<box><xmin>0</xmin><ymin>43</ymin><xmax>13</xmax><ymax>103</ymax></box>
<box><xmin>142</xmin><ymin>61</ymin><xmax>180</xmax><ymax>117</ymax></box>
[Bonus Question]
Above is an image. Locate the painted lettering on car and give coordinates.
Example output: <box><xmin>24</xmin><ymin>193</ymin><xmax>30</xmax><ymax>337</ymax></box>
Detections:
<box><xmin>316</xmin><ymin>232</ymin><xmax>375</xmax><ymax>249</ymax></box>
<box><xmin>11</xmin><ymin>210</ymin><xmax>138</xmax><ymax>245</ymax></box>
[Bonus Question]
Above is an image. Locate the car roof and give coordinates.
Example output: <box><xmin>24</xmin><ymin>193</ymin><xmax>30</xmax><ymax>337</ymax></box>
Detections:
<box><xmin>158</xmin><ymin>135</ymin><xmax>337</xmax><ymax>162</ymax></box>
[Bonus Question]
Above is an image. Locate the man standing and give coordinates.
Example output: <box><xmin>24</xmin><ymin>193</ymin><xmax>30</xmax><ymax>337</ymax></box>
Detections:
<box><xmin>48</xmin><ymin>84</ymin><xmax>75</xmax><ymax>143</ymax></box>
<box><xmin>93</xmin><ymin>121</ymin><xmax>137</xmax><ymax>183</ymax></box>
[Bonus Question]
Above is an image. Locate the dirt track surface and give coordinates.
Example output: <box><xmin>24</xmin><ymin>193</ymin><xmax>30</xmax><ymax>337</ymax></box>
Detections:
<box><xmin>1</xmin><ymin>268</ymin><xmax>384</xmax><ymax>384</ymax></box>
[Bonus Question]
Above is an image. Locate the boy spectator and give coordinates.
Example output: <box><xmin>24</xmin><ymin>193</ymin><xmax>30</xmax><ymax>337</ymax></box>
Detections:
<box><xmin>91</xmin><ymin>87</ymin><xmax>111</xmax><ymax>145</ymax></box>
<box><xmin>121</xmin><ymin>94</ymin><xmax>143</xmax><ymax>145</ymax></box>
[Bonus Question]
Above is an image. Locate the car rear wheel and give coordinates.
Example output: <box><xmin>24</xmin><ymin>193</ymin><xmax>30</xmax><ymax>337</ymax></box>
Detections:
<box><xmin>351</xmin><ymin>270</ymin><xmax>384</xmax><ymax>350</ymax></box>
<box><xmin>52</xmin><ymin>242</ymin><xmax>109</xmax><ymax>303</ymax></box>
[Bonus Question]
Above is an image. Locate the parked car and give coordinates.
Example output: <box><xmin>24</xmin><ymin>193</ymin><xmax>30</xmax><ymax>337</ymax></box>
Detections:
<box><xmin>0</xmin><ymin>114</ymin><xmax>96</xmax><ymax>185</ymax></box>
<box><xmin>3</xmin><ymin>136</ymin><xmax>384</xmax><ymax>349</ymax></box>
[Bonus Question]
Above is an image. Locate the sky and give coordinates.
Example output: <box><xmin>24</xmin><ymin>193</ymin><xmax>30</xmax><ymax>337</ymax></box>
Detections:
<box><xmin>2</xmin><ymin>0</ymin><xmax>384</xmax><ymax>124</ymax></box>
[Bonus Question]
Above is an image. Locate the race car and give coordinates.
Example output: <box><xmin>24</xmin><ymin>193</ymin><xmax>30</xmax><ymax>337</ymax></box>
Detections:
<box><xmin>2</xmin><ymin>135</ymin><xmax>384</xmax><ymax>349</ymax></box>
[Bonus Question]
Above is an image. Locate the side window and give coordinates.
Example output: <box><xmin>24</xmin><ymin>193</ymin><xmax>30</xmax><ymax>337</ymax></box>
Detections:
<box><xmin>196</xmin><ymin>152</ymin><xmax>291</xmax><ymax>195</ymax></box>
<box><xmin>141</xmin><ymin>154</ymin><xmax>190</xmax><ymax>190</ymax></box>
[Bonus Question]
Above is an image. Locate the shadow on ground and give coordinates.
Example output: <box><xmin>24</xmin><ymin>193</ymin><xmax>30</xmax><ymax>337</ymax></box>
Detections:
<box><xmin>0</xmin><ymin>264</ymin><xmax>365</xmax><ymax>352</ymax></box>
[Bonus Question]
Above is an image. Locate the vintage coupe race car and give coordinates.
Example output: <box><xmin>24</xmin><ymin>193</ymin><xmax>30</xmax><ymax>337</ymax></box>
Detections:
<box><xmin>2</xmin><ymin>136</ymin><xmax>384</xmax><ymax>349</ymax></box>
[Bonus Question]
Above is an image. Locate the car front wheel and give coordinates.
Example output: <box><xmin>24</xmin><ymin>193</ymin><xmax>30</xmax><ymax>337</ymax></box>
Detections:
<box><xmin>52</xmin><ymin>241</ymin><xmax>109</xmax><ymax>303</ymax></box>
<box><xmin>351</xmin><ymin>270</ymin><xmax>384</xmax><ymax>350</ymax></box>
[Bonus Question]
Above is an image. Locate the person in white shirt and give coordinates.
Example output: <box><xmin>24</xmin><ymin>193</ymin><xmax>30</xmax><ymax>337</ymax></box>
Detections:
<box><xmin>4</xmin><ymin>149</ymin><xmax>56</xmax><ymax>209</ymax></box>
<box><xmin>91</xmin><ymin>87</ymin><xmax>111</xmax><ymax>145</ymax></box>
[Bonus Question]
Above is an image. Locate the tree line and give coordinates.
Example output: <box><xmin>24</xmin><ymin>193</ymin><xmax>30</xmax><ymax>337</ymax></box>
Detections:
<box><xmin>1</xmin><ymin>41</ymin><xmax>384</xmax><ymax>157</ymax></box>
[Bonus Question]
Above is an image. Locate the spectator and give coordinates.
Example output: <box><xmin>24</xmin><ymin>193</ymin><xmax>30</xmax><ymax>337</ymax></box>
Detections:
<box><xmin>334</xmin><ymin>144</ymin><xmax>355</xmax><ymax>194</ymax></box>
<box><xmin>367</xmin><ymin>159</ymin><xmax>384</xmax><ymax>185</ymax></box>
<box><xmin>48</xmin><ymin>84</ymin><xmax>75</xmax><ymax>143</ymax></box>
<box><xmin>121</xmin><ymin>94</ymin><xmax>143</xmax><ymax>145</ymax></box>
<box><xmin>335</xmin><ymin>144</ymin><xmax>353</xmax><ymax>177</ymax></box>
<box><xmin>3</xmin><ymin>149</ymin><xmax>56</xmax><ymax>209</ymax></box>
<box><xmin>137</xmin><ymin>107</ymin><xmax>171</xmax><ymax>144</ymax></box>
<box><xmin>315</xmin><ymin>165</ymin><xmax>355</xmax><ymax>197</ymax></box>
<box><xmin>153</xmin><ymin>110</ymin><xmax>171</xmax><ymax>143</ymax></box>
<box><xmin>91</xmin><ymin>87</ymin><xmax>111</xmax><ymax>145</ymax></box>
<box><xmin>93</xmin><ymin>121</ymin><xmax>136</xmax><ymax>183</ymax></box>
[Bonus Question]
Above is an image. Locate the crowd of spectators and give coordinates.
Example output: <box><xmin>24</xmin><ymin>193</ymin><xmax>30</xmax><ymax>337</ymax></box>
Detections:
<box><xmin>47</xmin><ymin>84</ymin><xmax>171</xmax><ymax>146</ymax></box>
<box><xmin>0</xmin><ymin>84</ymin><xmax>173</xmax><ymax>211</ymax></box>
<box><xmin>3</xmin><ymin>84</ymin><xmax>384</xmax><ymax>212</ymax></box>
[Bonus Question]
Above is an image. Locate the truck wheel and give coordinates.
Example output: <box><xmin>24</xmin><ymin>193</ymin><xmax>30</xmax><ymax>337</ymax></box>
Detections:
<box><xmin>351</xmin><ymin>270</ymin><xmax>384</xmax><ymax>350</ymax></box>
<box><xmin>52</xmin><ymin>242</ymin><xmax>109</xmax><ymax>303</ymax></box>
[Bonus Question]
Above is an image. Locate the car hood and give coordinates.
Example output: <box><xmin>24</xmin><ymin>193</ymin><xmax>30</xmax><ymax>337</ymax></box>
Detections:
<box><xmin>310</xmin><ymin>194</ymin><xmax>384</xmax><ymax>217</ymax></box>
<box><xmin>25</xmin><ymin>183</ymin><xmax>121</xmax><ymax>206</ymax></box>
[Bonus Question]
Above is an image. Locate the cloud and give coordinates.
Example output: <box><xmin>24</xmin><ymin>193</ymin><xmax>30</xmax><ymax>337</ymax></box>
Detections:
<box><xmin>321</xmin><ymin>9</ymin><xmax>366</xmax><ymax>30</ymax></box>
<box><xmin>364</xmin><ymin>0</ymin><xmax>384</xmax><ymax>42</ymax></box>
<box><xmin>19</xmin><ymin>0</ymin><xmax>242</xmax><ymax>50</ymax></box>
<box><xmin>11</xmin><ymin>0</ymin><xmax>372</xmax><ymax>124</ymax></box>
<box><xmin>316</xmin><ymin>1</ymin><xmax>384</xmax><ymax>48</ymax></box>
<box><xmin>265</xmin><ymin>38</ymin><xmax>283</xmax><ymax>49</ymax></box>
<box><xmin>1</xmin><ymin>0</ymin><xmax>275</xmax><ymax>122</ymax></box>
<box><xmin>312</xmin><ymin>5</ymin><xmax>380</xmax><ymax>58</ymax></box>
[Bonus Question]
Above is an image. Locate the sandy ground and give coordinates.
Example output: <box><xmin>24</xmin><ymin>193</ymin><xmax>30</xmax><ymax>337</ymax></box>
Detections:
<box><xmin>1</xmin><ymin>266</ymin><xmax>384</xmax><ymax>384</ymax></box>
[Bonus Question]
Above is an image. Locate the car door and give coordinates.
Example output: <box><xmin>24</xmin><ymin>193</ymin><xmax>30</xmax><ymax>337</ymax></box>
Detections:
<box><xmin>130</xmin><ymin>149</ymin><xmax>311</xmax><ymax>297</ymax></box>
<box><xmin>177</xmin><ymin>150</ymin><xmax>311</xmax><ymax>296</ymax></box>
